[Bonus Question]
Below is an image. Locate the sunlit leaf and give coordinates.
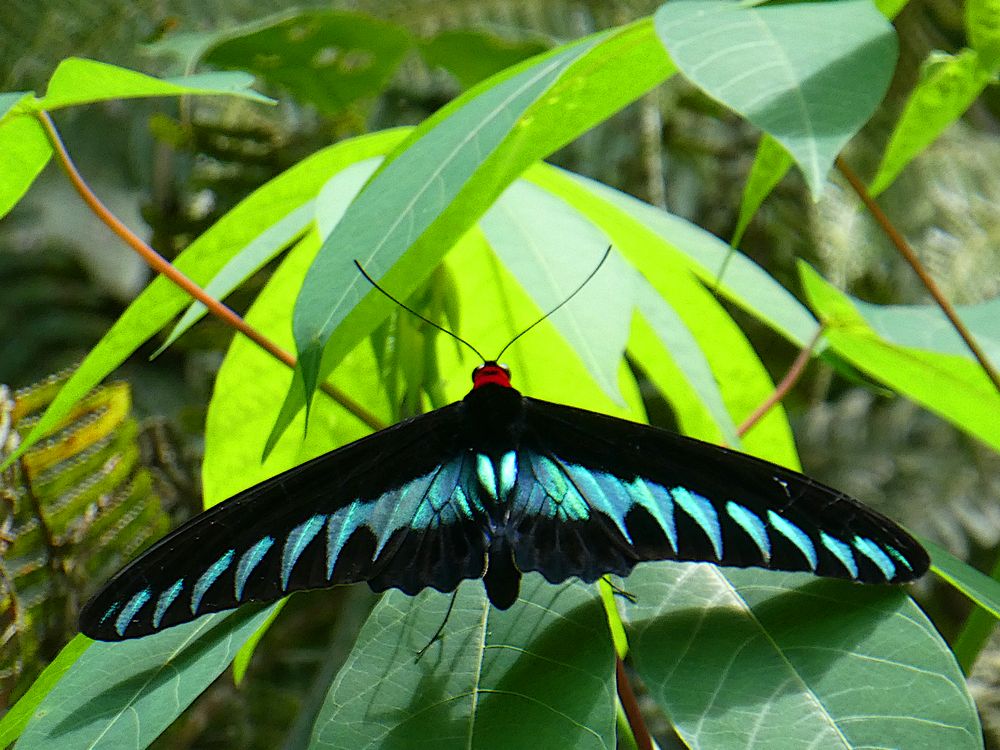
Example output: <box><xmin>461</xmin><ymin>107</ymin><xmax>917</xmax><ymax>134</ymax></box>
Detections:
<box><xmin>655</xmin><ymin>0</ymin><xmax>896</xmax><ymax>196</ymax></box>
<box><xmin>286</xmin><ymin>20</ymin><xmax>673</xmax><ymax>435</ymax></box>
<box><xmin>799</xmin><ymin>262</ymin><xmax>1000</xmax><ymax>451</ymax></box>
<box><xmin>0</xmin><ymin>113</ymin><xmax>51</xmax><ymax>220</ymax></box>
<box><xmin>870</xmin><ymin>49</ymin><xmax>992</xmax><ymax>195</ymax></box>
<box><xmin>35</xmin><ymin>57</ymin><xmax>271</xmax><ymax>110</ymax></box>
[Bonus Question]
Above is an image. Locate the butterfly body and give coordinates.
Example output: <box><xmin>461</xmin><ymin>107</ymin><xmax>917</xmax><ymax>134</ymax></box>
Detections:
<box><xmin>80</xmin><ymin>362</ymin><xmax>928</xmax><ymax>641</ymax></box>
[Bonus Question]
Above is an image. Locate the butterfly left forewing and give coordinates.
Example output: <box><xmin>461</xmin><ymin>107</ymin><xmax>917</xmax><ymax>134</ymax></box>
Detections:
<box><xmin>80</xmin><ymin>403</ymin><xmax>488</xmax><ymax>641</ymax></box>
<box><xmin>508</xmin><ymin>398</ymin><xmax>928</xmax><ymax>587</ymax></box>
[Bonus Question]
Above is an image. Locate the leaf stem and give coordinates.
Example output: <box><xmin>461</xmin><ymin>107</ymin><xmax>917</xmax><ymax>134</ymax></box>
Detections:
<box><xmin>617</xmin><ymin>657</ymin><xmax>653</xmax><ymax>750</ymax></box>
<box><xmin>835</xmin><ymin>156</ymin><xmax>1000</xmax><ymax>394</ymax></box>
<box><xmin>737</xmin><ymin>326</ymin><xmax>825</xmax><ymax>439</ymax></box>
<box><xmin>37</xmin><ymin>111</ymin><xmax>385</xmax><ymax>433</ymax></box>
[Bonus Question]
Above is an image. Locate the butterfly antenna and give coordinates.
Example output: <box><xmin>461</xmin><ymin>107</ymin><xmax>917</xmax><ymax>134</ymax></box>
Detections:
<box><xmin>354</xmin><ymin>261</ymin><xmax>487</xmax><ymax>362</ymax></box>
<box><xmin>494</xmin><ymin>245</ymin><xmax>613</xmax><ymax>361</ymax></box>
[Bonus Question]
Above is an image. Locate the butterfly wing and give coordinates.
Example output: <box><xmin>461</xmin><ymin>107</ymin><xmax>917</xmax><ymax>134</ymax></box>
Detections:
<box><xmin>505</xmin><ymin>398</ymin><xmax>929</xmax><ymax>586</ymax></box>
<box><xmin>80</xmin><ymin>403</ymin><xmax>489</xmax><ymax>641</ymax></box>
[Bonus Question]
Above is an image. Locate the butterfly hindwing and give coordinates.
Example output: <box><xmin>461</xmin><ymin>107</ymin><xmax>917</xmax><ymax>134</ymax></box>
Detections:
<box><xmin>79</xmin><ymin>404</ymin><xmax>488</xmax><ymax>640</ymax></box>
<box><xmin>505</xmin><ymin>398</ymin><xmax>928</xmax><ymax>586</ymax></box>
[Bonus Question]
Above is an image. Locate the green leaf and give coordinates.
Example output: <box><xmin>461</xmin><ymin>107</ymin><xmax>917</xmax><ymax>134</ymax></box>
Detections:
<box><xmin>850</xmin><ymin>296</ymin><xmax>1000</xmax><ymax>365</ymax></box>
<box><xmin>870</xmin><ymin>49</ymin><xmax>992</xmax><ymax>195</ymax></box>
<box><xmin>967</xmin><ymin>0</ymin><xmax>1000</xmax><ymax>72</ymax></box>
<box><xmin>924</xmin><ymin>538</ymin><xmax>1000</xmax><ymax>621</ymax></box>
<box><xmin>799</xmin><ymin>262</ymin><xmax>1000</xmax><ymax>451</ymax></box>
<box><xmin>286</xmin><ymin>20</ymin><xmax>673</xmax><ymax>434</ymax></box>
<box><xmin>34</xmin><ymin>57</ymin><xmax>272</xmax><ymax>110</ymax></box>
<box><xmin>479</xmin><ymin>180</ymin><xmax>632</xmax><ymax>403</ymax></box>
<box><xmin>17</xmin><ymin>607</ymin><xmax>276</xmax><ymax>750</ymax></box>
<box><xmin>731</xmin><ymin>134</ymin><xmax>793</xmax><ymax>248</ymax></box>
<box><xmin>621</xmin><ymin>565</ymin><xmax>982</xmax><ymax>749</ymax></box>
<box><xmin>201</xmin><ymin>175</ymin><xmax>397</xmax><ymax>507</ymax></box>
<box><xmin>630</xmin><ymin>277</ymin><xmax>740</xmax><ymax>447</ymax></box>
<box><xmin>156</xmin><ymin>201</ymin><xmax>314</xmax><ymax>354</ymax></box>
<box><xmin>523</xmin><ymin>163</ymin><xmax>812</xmax><ymax>468</ymax></box>
<box><xmin>0</xmin><ymin>90</ymin><xmax>32</xmax><ymax>121</ymax></box>
<box><xmin>0</xmin><ymin>130</ymin><xmax>406</xmax><ymax>472</ymax></box>
<box><xmin>0</xmin><ymin>636</ymin><xmax>90</xmax><ymax>747</ymax></box>
<box><xmin>312</xmin><ymin>577</ymin><xmax>615</xmax><ymax>749</ymax></box>
<box><xmin>876</xmin><ymin>0</ymin><xmax>912</xmax><ymax>19</ymax></box>
<box><xmin>0</xmin><ymin>113</ymin><xmax>51</xmax><ymax>221</ymax></box>
<box><xmin>203</xmin><ymin>11</ymin><xmax>412</xmax><ymax>114</ymax></box>
<box><xmin>655</xmin><ymin>0</ymin><xmax>897</xmax><ymax>197</ymax></box>
<box><xmin>931</xmin><ymin>538</ymin><xmax>1000</xmax><ymax>671</ymax></box>
<box><xmin>232</xmin><ymin>600</ymin><xmax>286</xmax><ymax>686</ymax></box>
<box><xmin>419</xmin><ymin>28</ymin><xmax>552</xmax><ymax>89</ymax></box>
<box><xmin>559</xmin><ymin>170</ymin><xmax>820</xmax><ymax>351</ymax></box>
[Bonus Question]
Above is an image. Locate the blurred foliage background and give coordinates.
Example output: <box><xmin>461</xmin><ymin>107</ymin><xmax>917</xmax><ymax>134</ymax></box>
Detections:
<box><xmin>1</xmin><ymin>0</ymin><xmax>998</xmax><ymax>746</ymax></box>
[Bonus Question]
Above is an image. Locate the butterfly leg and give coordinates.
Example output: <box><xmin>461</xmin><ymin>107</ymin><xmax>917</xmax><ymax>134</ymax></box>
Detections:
<box><xmin>602</xmin><ymin>575</ymin><xmax>638</xmax><ymax>604</ymax></box>
<box><xmin>415</xmin><ymin>589</ymin><xmax>460</xmax><ymax>662</ymax></box>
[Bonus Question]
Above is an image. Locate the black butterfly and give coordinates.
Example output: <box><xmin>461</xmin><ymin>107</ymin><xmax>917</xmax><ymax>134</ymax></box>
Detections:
<box><xmin>80</xmin><ymin>358</ymin><xmax>928</xmax><ymax>641</ymax></box>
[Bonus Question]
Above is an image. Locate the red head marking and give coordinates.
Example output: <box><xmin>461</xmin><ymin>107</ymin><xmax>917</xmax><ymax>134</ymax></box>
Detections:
<box><xmin>472</xmin><ymin>361</ymin><xmax>512</xmax><ymax>389</ymax></box>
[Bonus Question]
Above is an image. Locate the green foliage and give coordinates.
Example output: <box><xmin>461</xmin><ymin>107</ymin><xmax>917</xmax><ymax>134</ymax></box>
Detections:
<box><xmin>1</xmin><ymin>0</ymin><xmax>997</xmax><ymax>747</ymax></box>
<box><xmin>622</xmin><ymin>565</ymin><xmax>980</xmax><ymax>748</ymax></box>
<box><xmin>312</xmin><ymin>578</ymin><xmax>614</xmax><ymax>748</ymax></box>
<box><xmin>654</xmin><ymin>0</ymin><xmax>897</xmax><ymax>197</ymax></box>
<box><xmin>800</xmin><ymin>263</ymin><xmax>1000</xmax><ymax>452</ymax></box>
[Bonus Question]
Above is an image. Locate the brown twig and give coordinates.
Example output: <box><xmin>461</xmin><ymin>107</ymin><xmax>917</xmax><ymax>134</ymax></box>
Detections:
<box><xmin>38</xmin><ymin>111</ymin><xmax>385</xmax><ymax>433</ymax></box>
<box><xmin>737</xmin><ymin>326</ymin><xmax>825</xmax><ymax>439</ymax></box>
<box><xmin>617</xmin><ymin>656</ymin><xmax>654</xmax><ymax>750</ymax></box>
<box><xmin>835</xmin><ymin>156</ymin><xmax>1000</xmax><ymax>394</ymax></box>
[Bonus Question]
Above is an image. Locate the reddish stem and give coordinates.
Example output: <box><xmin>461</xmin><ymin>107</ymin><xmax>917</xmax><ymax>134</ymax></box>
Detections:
<box><xmin>835</xmin><ymin>156</ymin><xmax>1000</xmax><ymax>394</ymax></box>
<box><xmin>38</xmin><ymin>111</ymin><xmax>384</xmax><ymax>432</ymax></box>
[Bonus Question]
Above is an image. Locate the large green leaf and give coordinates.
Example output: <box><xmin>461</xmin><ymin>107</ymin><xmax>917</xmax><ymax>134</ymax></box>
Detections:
<box><xmin>851</xmin><ymin>296</ymin><xmax>1000</xmax><ymax>365</ymax></box>
<box><xmin>560</xmin><ymin>170</ymin><xmax>820</xmax><ymax>352</ymax></box>
<box><xmin>203</xmin><ymin>11</ymin><xmax>412</xmax><ymax>114</ymax></box>
<box><xmin>1</xmin><ymin>129</ymin><xmax>406</xmax><ymax>471</ymax></box>
<box><xmin>34</xmin><ymin>57</ymin><xmax>271</xmax><ymax>110</ymax></box>
<box><xmin>479</xmin><ymin>179</ymin><xmax>632</xmax><ymax>402</ymax></box>
<box><xmin>16</xmin><ymin>607</ymin><xmax>276</xmax><ymax>750</ymax></box>
<box><xmin>0</xmin><ymin>113</ymin><xmax>51</xmax><ymax>220</ymax></box>
<box><xmin>522</xmin><ymin>163</ymin><xmax>806</xmax><ymax>468</ymax></box>
<box><xmin>156</xmin><ymin>201</ymin><xmax>314</xmax><ymax>354</ymax></box>
<box><xmin>620</xmin><ymin>564</ymin><xmax>982</xmax><ymax>749</ymax></box>
<box><xmin>287</xmin><ymin>19</ymin><xmax>673</xmax><ymax>430</ymax></box>
<box><xmin>799</xmin><ymin>263</ymin><xmax>1000</xmax><ymax>452</ymax></box>
<box><xmin>311</xmin><ymin>577</ymin><xmax>615</xmax><ymax>750</ymax></box>
<box><xmin>870</xmin><ymin>49</ymin><xmax>992</xmax><ymax>195</ymax></box>
<box><xmin>655</xmin><ymin>0</ymin><xmax>897</xmax><ymax>196</ymax></box>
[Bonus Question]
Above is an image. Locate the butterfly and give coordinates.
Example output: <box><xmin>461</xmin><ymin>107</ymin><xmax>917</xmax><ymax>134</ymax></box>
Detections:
<box><xmin>79</xmin><ymin>356</ymin><xmax>929</xmax><ymax>641</ymax></box>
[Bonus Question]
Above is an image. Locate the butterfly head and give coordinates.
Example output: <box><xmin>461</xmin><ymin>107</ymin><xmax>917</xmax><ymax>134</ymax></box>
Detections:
<box><xmin>472</xmin><ymin>361</ymin><xmax>511</xmax><ymax>389</ymax></box>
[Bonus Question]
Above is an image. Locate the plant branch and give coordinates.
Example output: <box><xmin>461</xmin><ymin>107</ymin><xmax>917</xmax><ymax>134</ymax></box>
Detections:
<box><xmin>835</xmin><ymin>156</ymin><xmax>1000</xmax><ymax>394</ymax></box>
<box><xmin>617</xmin><ymin>657</ymin><xmax>654</xmax><ymax>750</ymax></box>
<box><xmin>737</xmin><ymin>326</ymin><xmax>825</xmax><ymax>439</ymax></box>
<box><xmin>38</xmin><ymin>111</ymin><xmax>385</xmax><ymax>433</ymax></box>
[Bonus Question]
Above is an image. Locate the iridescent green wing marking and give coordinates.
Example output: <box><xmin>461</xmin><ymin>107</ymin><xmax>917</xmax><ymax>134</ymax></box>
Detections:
<box><xmin>79</xmin><ymin>403</ymin><xmax>489</xmax><ymax>641</ymax></box>
<box><xmin>502</xmin><ymin>398</ymin><xmax>928</xmax><ymax>587</ymax></box>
